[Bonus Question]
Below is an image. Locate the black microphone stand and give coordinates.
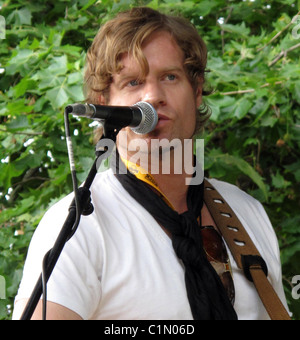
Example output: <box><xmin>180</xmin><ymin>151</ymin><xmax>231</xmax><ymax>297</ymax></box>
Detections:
<box><xmin>20</xmin><ymin>110</ymin><xmax>120</xmax><ymax>320</ymax></box>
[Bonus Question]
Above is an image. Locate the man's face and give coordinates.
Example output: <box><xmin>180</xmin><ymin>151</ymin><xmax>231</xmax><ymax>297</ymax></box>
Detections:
<box><xmin>107</xmin><ymin>31</ymin><xmax>203</xmax><ymax>157</ymax></box>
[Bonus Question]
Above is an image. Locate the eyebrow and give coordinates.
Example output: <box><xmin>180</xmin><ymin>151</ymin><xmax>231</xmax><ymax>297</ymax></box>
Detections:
<box><xmin>113</xmin><ymin>63</ymin><xmax>186</xmax><ymax>87</ymax></box>
<box><xmin>162</xmin><ymin>66</ymin><xmax>185</xmax><ymax>74</ymax></box>
<box><xmin>113</xmin><ymin>65</ymin><xmax>141</xmax><ymax>80</ymax></box>
<box><xmin>117</xmin><ymin>65</ymin><xmax>184</xmax><ymax>79</ymax></box>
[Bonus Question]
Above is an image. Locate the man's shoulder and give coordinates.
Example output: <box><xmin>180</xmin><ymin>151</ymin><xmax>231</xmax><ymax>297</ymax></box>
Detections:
<box><xmin>205</xmin><ymin>177</ymin><xmax>270</xmax><ymax>229</ymax></box>
<box><xmin>206</xmin><ymin>178</ymin><xmax>261</xmax><ymax>208</ymax></box>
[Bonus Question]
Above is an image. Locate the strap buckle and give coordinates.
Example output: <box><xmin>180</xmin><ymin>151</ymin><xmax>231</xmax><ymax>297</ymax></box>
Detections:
<box><xmin>241</xmin><ymin>255</ymin><xmax>268</xmax><ymax>282</ymax></box>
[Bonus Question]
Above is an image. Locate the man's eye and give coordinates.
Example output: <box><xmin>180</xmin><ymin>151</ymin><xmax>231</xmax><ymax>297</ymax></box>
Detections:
<box><xmin>166</xmin><ymin>74</ymin><xmax>176</xmax><ymax>81</ymax></box>
<box><xmin>128</xmin><ymin>79</ymin><xmax>140</xmax><ymax>87</ymax></box>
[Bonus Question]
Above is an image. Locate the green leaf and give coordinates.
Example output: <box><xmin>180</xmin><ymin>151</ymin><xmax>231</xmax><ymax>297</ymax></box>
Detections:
<box><xmin>281</xmin><ymin>216</ymin><xmax>300</xmax><ymax>235</ymax></box>
<box><xmin>271</xmin><ymin>171</ymin><xmax>291</xmax><ymax>189</ymax></box>
<box><xmin>207</xmin><ymin>152</ymin><xmax>268</xmax><ymax>201</ymax></box>
<box><xmin>46</xmin><ymin>85</ymin><xmax>69</xmax><ymax>109</ymax></box>
<box><xmin>5</xmin><ymin>99</ymin><xmax>34</xmax><ymax>116</ymax></box>
<box><xmin>0</xmin><ymin>196</ymin><xmax>36</xmax><ymax>224</ymax></box>
<box><xmin>281</xmin><ymin>241</ymin><xmax>300</xmax><ymax>264</ymax></box>
<box><xmin>6</xmin><ymin>115</ymin><xmax>29</xmax><ymax>131</ymax></box>
<box><xmin>67</xmin><ymin>72</ymin><xmax>84</xmax><ymax>85</ymax></box>
<box><xmin>205</xmin><ymin>95</ymin><xmax>236</xmax><ymax>122</ymax></box>
<box><xmin>46</xmin><ymin>55</ymin><xmax>68</xmax><ymax>76</ymax></box>
<box><xmin>292</xmin><ymin>81</ymin><xmax>300</xmax><ymax>103</ymax></box>
<box><xmin>7</xmin><ymin>7</ymin><xmax>32</xmax><ymax>26</ymax></box>
<box><xmin>220</xmin><ymin>22</ymin><xmax>250</xmax><ymax>38</ymax></box>
<box><xmin>233</xmin><ymin>98</ymin><xmax>252</xmax><ymax>120</ymax></box>
<box><xmin>65</xmin><ymin>85</ymin><xmax>84</xmax><ymax>102</ymax></box>
<box><xmin>260</xmin><ymin>115</ymin><xmax>278</xmax><ymax>127</ymax></box>
<box><xmin>0</xmin><ymin>162</ymin><xmax>24</xmax><ymax>191</ymax></box>
<box><xmin>14</xmin><ymin>150</ymin><xmax>45</xmax><ymax>171</ymax></box>
<box><xmin>195</xmin><ymin>0</ymin><xmax>218</xmax><ymax>17</ymax></box>
<box><xmin>13</xmin><ymin>77</ymin><xmax>37</xmax><ymax>98</ymax></box>
<box><xmin>5</xmin><ymin>49</ymin><xmax>36</xmax><ymax>76</ymax></box>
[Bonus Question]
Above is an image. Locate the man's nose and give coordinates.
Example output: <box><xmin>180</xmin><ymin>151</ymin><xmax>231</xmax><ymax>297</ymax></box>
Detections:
<box><xmin>141</xmin><ymin>80</ymin><xmax>166</xmax><ymax>109</ymax></box>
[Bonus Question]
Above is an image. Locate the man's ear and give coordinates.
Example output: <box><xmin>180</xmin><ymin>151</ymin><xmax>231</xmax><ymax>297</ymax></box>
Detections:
<box><xmin>196</xmin><ymin>77</ymin><xmax>203</xmax><ymax>107</ymax></box>
<box><xmin>98</xmin><ymin>94</ymin><xmax>106</xmax><ymax>105</ymax></box>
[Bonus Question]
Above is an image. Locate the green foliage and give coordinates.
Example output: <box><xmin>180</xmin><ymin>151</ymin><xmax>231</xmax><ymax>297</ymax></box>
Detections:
<box><xmin>0</xmin><ymin>0</ymin><xmax>299</xmax><ymax>319</ymax></box>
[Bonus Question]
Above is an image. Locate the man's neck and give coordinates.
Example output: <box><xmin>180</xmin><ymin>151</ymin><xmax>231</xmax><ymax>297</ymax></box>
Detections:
<box><xmin>118</xmin><ymin>140</ymin><xmax>195</xmax><ymax>214</ymax></box>
<box><xmin>152</xmin><ymin>172</ymin><xmax>190</xmax><ymax>214</ymax></box>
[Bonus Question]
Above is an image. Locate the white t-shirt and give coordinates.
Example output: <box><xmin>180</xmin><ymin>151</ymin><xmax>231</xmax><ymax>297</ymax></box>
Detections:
<box><xmin>13</xmin><ymin>169</ymin><xmax>289</xmax><ymax>320</ymax></box>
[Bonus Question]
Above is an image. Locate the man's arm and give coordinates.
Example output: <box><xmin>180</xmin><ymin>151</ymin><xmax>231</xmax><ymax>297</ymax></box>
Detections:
<box><xmin>13</xmin><ymin>299</ymin><xmax>83</xmax><ymax>320</ymax></box>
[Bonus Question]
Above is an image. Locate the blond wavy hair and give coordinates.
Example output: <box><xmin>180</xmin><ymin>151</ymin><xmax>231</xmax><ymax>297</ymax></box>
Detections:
<box><xmin>84</xmin><ymin>7</ymin><xmax>211</xmax><ymax>132</ymax></box>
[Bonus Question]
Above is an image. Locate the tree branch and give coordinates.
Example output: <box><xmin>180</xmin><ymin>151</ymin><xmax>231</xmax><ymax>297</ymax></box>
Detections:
<box><xmin>268</xmin><ymin>42</ymin><xmax>300</xmax><ymax>67</ymax></box>
<box><xmin>11</xmin><ymin>176</ymin><xmax>49</xmax><ymax>188</ymax></box>
<box><xmin>0</xmin><ymin>128</ymin><xmax>44</xmax><ymax>136</ymax></box>
<box><xmin>220</xmin><ymin>6</ymin><xmax>234</xmax><ymax>55</ymax></box>
<box><xmin>257</xmin><ymin>11</ymin><xmax>300</xmax><ymax>52</ymax></box>
<box><xmin>220</xmin><ymin>81</ymin><xmax>283</xmax><ymax>95</ymax></box>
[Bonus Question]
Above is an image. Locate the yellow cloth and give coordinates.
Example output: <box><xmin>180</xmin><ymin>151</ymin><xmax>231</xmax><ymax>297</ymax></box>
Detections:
<box><xmin>121</xmin><ymin>157</ymin><xmax>175</xmax><ymax>210</ymax></box>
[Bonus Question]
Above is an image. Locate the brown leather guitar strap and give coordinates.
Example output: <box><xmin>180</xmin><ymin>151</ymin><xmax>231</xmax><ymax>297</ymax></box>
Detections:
<box><xmin>203</xmin><ymin>179</ymin><xmax>291</xmax><ymax>320</ymax></box>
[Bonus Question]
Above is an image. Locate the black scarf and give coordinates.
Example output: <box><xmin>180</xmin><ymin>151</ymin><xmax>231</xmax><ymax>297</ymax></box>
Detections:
<box><xmin>111</xmin><ymin>150</ymin><xmax>237</xmax><ymax>320</ymax></box>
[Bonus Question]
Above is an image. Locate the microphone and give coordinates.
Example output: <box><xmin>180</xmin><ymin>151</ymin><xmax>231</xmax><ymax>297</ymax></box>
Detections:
<box><xmin>65</xmin><ymin>101</ymin><xmax>158</xmax><ymax>135</ymax></box>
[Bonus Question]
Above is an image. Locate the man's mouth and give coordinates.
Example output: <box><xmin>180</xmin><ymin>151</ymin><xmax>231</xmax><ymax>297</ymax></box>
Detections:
<box><xmin>157</xmin><ymin>113</ymin><xmax>170</xmax><ymax>121</ymax></box>
<box><xmin>156</xmin><ymin>114</ymin><xmax>170</xmax><ymax>128</ymax></box>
